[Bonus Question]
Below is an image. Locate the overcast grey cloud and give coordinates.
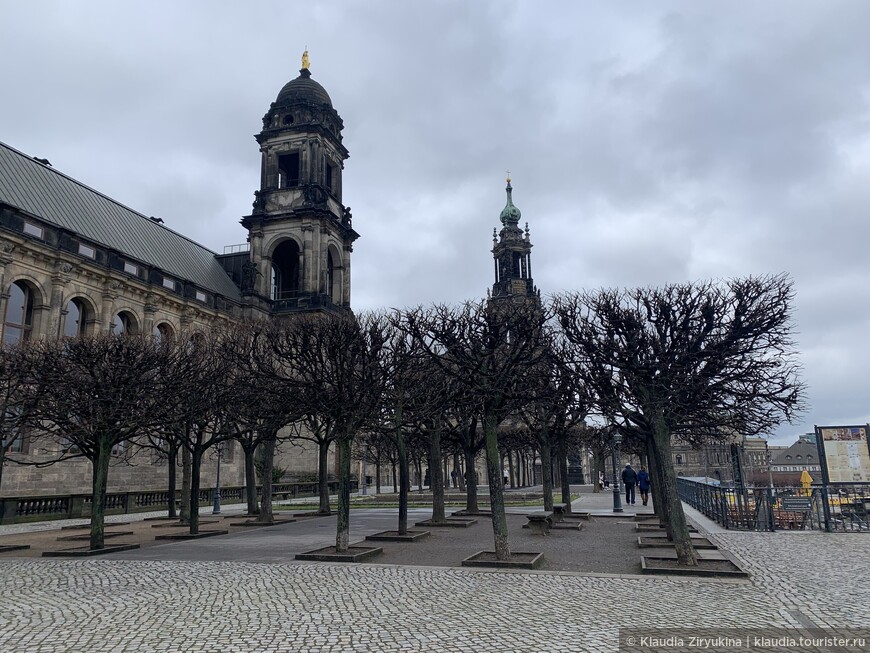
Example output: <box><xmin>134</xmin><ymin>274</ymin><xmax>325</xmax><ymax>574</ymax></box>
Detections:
<box><xmin>2</xmin><ymin>0</ymin><xmax>869</xmax><ymax>444</ymax></box>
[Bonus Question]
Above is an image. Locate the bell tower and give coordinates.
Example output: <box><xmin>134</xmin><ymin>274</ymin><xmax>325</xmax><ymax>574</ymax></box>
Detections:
<box><xmin>241</xmin><ymin>51</ymin><xmax>358</xmax><ymax>314</ymax></box>
<box><xmin>491</xmin><ymin>175</ymin><xmax>536</xmax><ymax>300</ymax></box>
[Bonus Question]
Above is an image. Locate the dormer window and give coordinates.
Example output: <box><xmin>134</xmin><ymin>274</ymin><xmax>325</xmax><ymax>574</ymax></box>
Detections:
<box><xmin>162</xmin><ymin>277</ymin><xmax>177</xmax><ymax>291</ymax></box>
<box><xmin>282</xmin><ymin>114</ymin><xmax>294</xmax><ymax>125</ymax></box>
<box><xmin>123</xmin><ymin>262</ymin><xmax>139</xmax><ymax>276</ymax></box>
<box><xmin>195</xmin><ymin>290</ymin><xmax>207</xmax><ymax>303</ymax></box>
<box><xmin>78</xmin><ymin>243</ymin><xmax>95</xmax><ymax>258</ymax></box>
<box><xmin>23</xmin><ymin>221</ymin><xmax>43</xmax><ymax>238</ymax></box>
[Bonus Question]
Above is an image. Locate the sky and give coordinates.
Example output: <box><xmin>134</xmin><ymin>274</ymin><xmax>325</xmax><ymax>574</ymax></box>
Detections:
<box><xmin>2</xmin><ymin>1</ymin><xmax>869</xmax><ymax>445</ymax></box>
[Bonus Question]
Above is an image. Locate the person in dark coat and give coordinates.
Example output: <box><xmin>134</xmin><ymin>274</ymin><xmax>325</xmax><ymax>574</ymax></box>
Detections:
<box><xmin>636</xmin><ymin>466</ymin><xmax>651</xmax><ymax>506</ymax></box>
<box><xmin>621</xmin><ymin>464</ymin><xmax>638</xmax><ymax>505</ymax></box>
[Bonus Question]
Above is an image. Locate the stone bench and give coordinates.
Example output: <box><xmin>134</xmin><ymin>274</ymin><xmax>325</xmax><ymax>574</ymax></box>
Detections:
<box><xmin>525</xmin><ymin>511</ymin><xmax>553</xmax><ymax>535</ymax></box>
<box><xmin>551</xmin><ymin>503</ymin><xmax>569</xmax><ymax>523</ymax></box>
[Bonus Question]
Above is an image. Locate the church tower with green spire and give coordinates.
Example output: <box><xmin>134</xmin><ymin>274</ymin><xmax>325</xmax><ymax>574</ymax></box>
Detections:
<box><xmin>491</xmin><ymin>175</ymin><xmax>536</xmax><ymax>300</ymax></box>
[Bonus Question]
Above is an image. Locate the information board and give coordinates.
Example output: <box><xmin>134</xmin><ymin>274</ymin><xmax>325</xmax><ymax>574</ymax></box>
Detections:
<box><xmin>815</xmin><ymin>425</ymin><xmax>870</xmax><ymax>484</ymax></box>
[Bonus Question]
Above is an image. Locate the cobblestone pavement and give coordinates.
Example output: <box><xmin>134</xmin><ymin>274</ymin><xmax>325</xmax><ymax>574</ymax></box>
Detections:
<box><xmin>2</xmin><ymin>529</ymin><xmax>869</xmax><ymax>653</ymax></box>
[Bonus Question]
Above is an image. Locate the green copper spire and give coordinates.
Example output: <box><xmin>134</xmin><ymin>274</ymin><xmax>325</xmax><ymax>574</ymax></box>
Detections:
<box><xmin>499</xmin><ymin>174</ymin><xmax>522</xmax><ymax>227</ymax></box>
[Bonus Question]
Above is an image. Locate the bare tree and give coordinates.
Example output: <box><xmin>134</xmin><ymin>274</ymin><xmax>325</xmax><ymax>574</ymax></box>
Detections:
<box><xmin>556</xmin><ymin>275</ymin><xmax>805</xmax><ymax>565</ymax></box>
<box><xmin>207</xmin><ymin>322</ymin><xmax>298</xmax><ymax>523</ymax></box>
<box><xmin>24</xmin><ymin>335</ymin><xmax>171</xmax><ymax>549</ymax></box>
<box><xmin>0</xmin><ymin>342</ymin><xmax>43</xmax><ymax>492</ymax></box>
<box><xmin>401</xmin><ymin>299</ymin><xmax>551</xmax><ymax>561</ymax></box>
<box><xmin>163</xmin><ymin>331</ymin><xmax>239</xmax><ymax>536</ymax></box>
<box><xmin>259</xmin><ymin>312</ymin><xmax>388</xmax><ymax>553</ymax></box>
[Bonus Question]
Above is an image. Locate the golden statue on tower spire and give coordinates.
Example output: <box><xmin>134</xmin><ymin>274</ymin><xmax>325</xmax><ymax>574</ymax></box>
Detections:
<box><xmin>301</xmin><ymin>49</ymin><xmax>310</xmax><ymax>70</ymax></box>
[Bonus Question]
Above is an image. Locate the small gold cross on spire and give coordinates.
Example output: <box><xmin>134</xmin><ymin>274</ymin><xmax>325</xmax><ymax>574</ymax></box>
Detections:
<box><xmin>505</xmin><ymin>169</ymin><xmax>511</xmax><ymax>183</ymax></box>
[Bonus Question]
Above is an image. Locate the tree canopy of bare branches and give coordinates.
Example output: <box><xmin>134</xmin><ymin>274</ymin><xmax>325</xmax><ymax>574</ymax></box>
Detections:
<box><xmin>555</xmin><ymin>274</ymin><xmax>805</xmax><ymax>565</ymax></box>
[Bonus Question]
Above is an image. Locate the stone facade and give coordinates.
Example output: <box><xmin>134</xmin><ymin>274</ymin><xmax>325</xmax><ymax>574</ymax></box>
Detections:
<box><xmin>0</xmin><ymin>54</ymin><xmax>353</xmax><ymax>498</ymax></box>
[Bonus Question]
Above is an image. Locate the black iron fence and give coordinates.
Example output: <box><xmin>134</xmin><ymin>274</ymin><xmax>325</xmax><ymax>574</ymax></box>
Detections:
<box><xmin>0</xmin><ymin>479</ymin><xmax>357</xmax><ymax>525</ymax></box>
<box><xmin>677</xmin><ymin>477</ymin><xmax>870</xmax><ymax>532</ymax></box>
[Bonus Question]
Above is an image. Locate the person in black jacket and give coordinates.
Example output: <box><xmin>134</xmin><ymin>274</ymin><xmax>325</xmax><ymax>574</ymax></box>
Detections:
<box><xmin>621</xmin><ymin>464</ymin><xmax>638</xmax><ymax>505</ymax></box>
<box><xmin>636</xmin><ymin>466</ymin><xmax>651</xmax><ymax>506</ymax></box>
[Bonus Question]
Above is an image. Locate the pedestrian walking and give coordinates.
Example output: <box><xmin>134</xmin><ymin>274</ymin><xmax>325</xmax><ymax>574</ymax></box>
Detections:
<box><xmin>621</xmin><ymin>464</ymin><xmax>637</xmax><ymax>505</ymax></box>
<box><xmin>637</xmin><ymin>465</ymin><xmax>651</xmax><ymax>506</ymax></box>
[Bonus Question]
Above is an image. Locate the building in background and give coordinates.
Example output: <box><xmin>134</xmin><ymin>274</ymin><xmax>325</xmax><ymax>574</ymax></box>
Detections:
<box><xmin>0</xmin><ymin>53</ymin><xmax>354</xmax><ymax>496</ymax></box>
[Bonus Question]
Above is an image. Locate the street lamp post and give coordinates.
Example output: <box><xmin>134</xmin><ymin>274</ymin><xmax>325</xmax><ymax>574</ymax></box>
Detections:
<box><xmin>611</xmin><ymin>432</ymin><xmax>623</xmax><ymax>513</ymax></box>
<box><xmin>212</xmin><ymin>443</ymin><xmax>223</xmax><ymax>515</ymax></box>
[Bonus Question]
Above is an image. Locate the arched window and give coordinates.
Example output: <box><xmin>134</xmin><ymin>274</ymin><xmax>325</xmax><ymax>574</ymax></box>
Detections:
<box><xmin>327</xmin><ymin>249</ymin><xmax>335</xmax><ymax>300</ymax></box>
<box><xmin>153</xmin><ymin>322</ymin><xmax>174</xmax><ymax>343</ymax></box>
<box><xmin>111</xmin><ymin>311</ymin><xmax>137</xmax><ymax>335</ymax></box>
<box><xmin>63</xmin><ymin>298</ymin><xmax>88</xmax><ymax>337</ymax></box>
<box><xmin>4</xmin><ymin>281</ymin><xmax>34</xmax><ymax>345</ymax></box>
<box><xmin>270</xmin><ymin>240</ymin><xmax>300</xmax><ymax>300</ymax></box>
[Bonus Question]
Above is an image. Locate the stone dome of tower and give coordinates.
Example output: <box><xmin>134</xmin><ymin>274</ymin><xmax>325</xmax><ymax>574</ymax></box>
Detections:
<box><xmin>275</xmin><ymin>50</ymin><xmax>332</xmax><ymax>109</ymax></box>
<box><xmin>275</xmin><ymin>69</ymin><xmax>332</xmax><ymax>107</ymax></box>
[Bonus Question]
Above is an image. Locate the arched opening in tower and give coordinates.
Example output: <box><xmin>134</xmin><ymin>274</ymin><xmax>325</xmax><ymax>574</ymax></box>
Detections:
<box><xmin>270</xmin><ymin>239</ymin><xmax>301</xmax><ymax>300</ymax></box>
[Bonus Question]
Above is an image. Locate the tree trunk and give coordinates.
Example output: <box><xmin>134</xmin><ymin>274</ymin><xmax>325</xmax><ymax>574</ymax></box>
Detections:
<box><xmin>396</xmin><ymin>415</ymin><xmax>409</xmax><ymax>535</ymax></box>
<box><xmin>652</xmin><ymin>419</ymin><xmax>697</xmax><ymax>566</ymax></box>
<box><xmin>557</xmin><ymin>433</ymin><xmax>571</xmax><ymax>509</ymax></box>
<box><xmin>484</xmin><ymin>413</ymin><xmax>511</xmax><ymax>560</ymax></box>
<box><xmin>335</xmin><ymin>435</ymin><xmax>352</xmax><ymax>553</ymax></box>
<box><xmin>317</xmin><ymin>439</ymin><xmax>332</xmax><ymax>515</ymax></box>
<box><xmin>453</xmin><ymin>452</ymin><xmax>463</xmax><ymax>491</ymax></box>
<box><xmin>257</xmin><ymin>435</ymin><xmax>276</xmax><ymax>524</ymax></box>
<box><xmin>167</xmin><ymin>444</ymin><xmax>178</xmax><ymax>519</ymax></box>
<box><xmin>189</xmin><ymin>447</ymin><xmax>203</xmax><ymax>536</ymax></box>
<box><xmin>429</xmin><ymin>420</ymin><xmax>446</xmax><ymax>522</ymax></box>
<box><xmin>375</xmin><ymin>457</ymin><xmax>382</xmax><ymax>494</ymax></box>
<box><xmin>180</xmin><ymin>444</ymin><xmax>191</xmax><ymax>524</ymax></box>
<box><xmin>89</xmin><ymin>443</ymin><xmax>112</xmax><ymax>550</ymax></box>
<box><xmin>415</xmin><ymin>457</ymin><xmax>423</xmax><ymax>492</ymax></box>
<box><xmin>244</xmin><ymin>441</ymin><xmax>259</xmax><ymax>515</ymax></box>
<box><xmin>646</xmin><ymin>437</ymin><xmax>665</xmax><ymax>521</ymax></box>
<box><xmin>591</xmin><ymin>452</ymin><xmax>600</xmax><ymax>493</ymax></box>
<box><xmin>540</xmin><ymin>427</ymin><xmax>554</xmax><ymax>511</ymax></box>
<box><xmin>391</xmin><ymin>459</ymin><xmax>397</xmax><ymax>493</ymax></box>
<box><xmin>507</xmin><ymin>449</ymin><xmax>516</xmax><ymax>489</ymax></box>
<box><xmin>464</xmin><ymin>442</ymin><xmax>478</xmax><ymax>512</ymax></box>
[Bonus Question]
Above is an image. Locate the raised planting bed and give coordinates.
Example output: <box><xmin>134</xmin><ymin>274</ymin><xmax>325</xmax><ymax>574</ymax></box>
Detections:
<box><xmin>461</xmin><ymin>550</ymin><xmax>544</xmax><ymax>570</ymax></box>
<box><xmin>637</xmin><ymin>536</ymin><xmax>717</xmax><ymax>550</ymax></box>
<box><xmin>230</xmin><ymin>519</ymin><xmax>296</xmax><ymax>527</ymax></box>
<box><xmin>561</xmin><ymin>512</ymin><xmax>592</xmax><ymax>521</ymax></box>
<box><xmin>154</xmin><ymin>530</ymin><xmax>229</xmax><ymax>540</ymax></box>
<box><xmin>636</xmin><ymin>523</ymin><xmax>697</xmax><ymax>533</ymax></box>
<box><xmin>61</xmin><ymin>522</ymin><xmax>131</xmax><ymax>530</ymax></box>
<box><xmin>42</xmin><ymin>543</ymin><xmax>140</xmax><ymax>557</ymax></box>
<box><xmin>640</xmin><ymin>555</ymin><xmax>747</xmax><ymax>578</ymax></box>
<box><xmin>0</xmin><ymin>544</ymin><xmax>31</xmax><ymax>553</ymax></box>
<box><xmin>57</xmin><ymin>531</ymin><xmax>134</xmax><ymax>542</ymax></box>
<box><xmin>550</xmin><ymin>521</ymin><xmax>584</xmax><ymax>531</ymax></box>
<box><xmin>451</xmin><ymin>509</ymin><xmax>492</xmax><ymax>517</ymax></box>
<box><xmin>365</xmin><ymin>530</ymin><xmax>431</xmax><ymax>542</ymax></box>
<box><xmin>295</xmin><ymin>545</ymin><xmax>382</xmax><ymax>562</ymax></box>
<box><xmin>291</xmin><ymin>512</ymin><xmax>332</xmax><ymax>519</ymax></box>
<box><xmin>633</xmin><ymin>512</ymin><xmax>656</xmax><ymax>520</ymax></box>
<box><xmin>414</xmin><ymin>518</ymin><xmax>478</xmax><ymax>528</ymax></box>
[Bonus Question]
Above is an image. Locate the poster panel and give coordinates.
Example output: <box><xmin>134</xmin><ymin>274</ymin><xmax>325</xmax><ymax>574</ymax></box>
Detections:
<box><xmin>815</xmin><ymin>425</ymin><xmax>870</xmax><ymax>483</ymax></box>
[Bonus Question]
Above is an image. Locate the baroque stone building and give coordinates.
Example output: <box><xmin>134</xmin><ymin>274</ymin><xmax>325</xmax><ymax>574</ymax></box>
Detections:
<box><xmin>0</xmin><ymin>53</ymin><xmax>354</xmax><ymax>496</ymax></box>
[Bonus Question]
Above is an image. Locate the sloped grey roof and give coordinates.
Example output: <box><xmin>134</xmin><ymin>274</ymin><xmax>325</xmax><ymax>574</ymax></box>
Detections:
<box><xmin>0</xmin><ymin>141</ymin><xmax>241</xmax><ymax>301</ymax></box>
<box><xmin>771</xmin><ymin>441</ymin><xmax>818</xmax><ymax>465</ymax></box>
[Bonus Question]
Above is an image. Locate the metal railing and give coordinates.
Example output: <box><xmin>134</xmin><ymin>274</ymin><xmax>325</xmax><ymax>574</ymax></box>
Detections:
<box><xmin>677</xmin><ymin>477</ymin><xmax>870</xmax><ymax>532</ymax></box>
<box><xmin>0</xmin><ymin>479</ymin><xmax>357</xmax><ymax>524</ymax></box>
